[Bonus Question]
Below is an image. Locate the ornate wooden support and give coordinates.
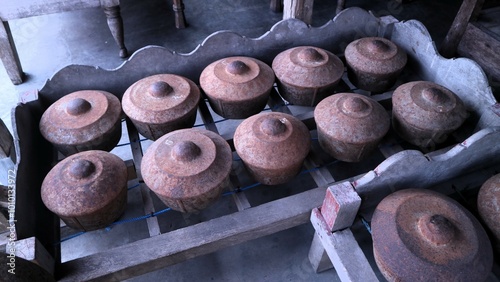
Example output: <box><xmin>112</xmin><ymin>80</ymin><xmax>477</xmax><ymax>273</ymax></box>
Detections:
<box><xmin>102</xmin><ymin>5</ymin><xmax>128</xmax><ymax>58</ymax></box>
<box><xmin>172</xmin><ymin>0</ymin><xmax>187</xmax><ymax>29</ymax></box>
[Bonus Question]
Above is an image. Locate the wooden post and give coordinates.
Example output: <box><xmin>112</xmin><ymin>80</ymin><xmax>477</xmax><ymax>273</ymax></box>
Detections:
<box><xmin>172</xmin><ymin>0</ymin><xmax>187</xmax><ymax>29</ymax></box>
<box><xmin>283</xmin><ymin>0</ymin><xmax>314</xmax><ymax>25</ymax></box>
<box><xmin>0</xmin><ymin>21</ymin><xmax>24</xmax><ymax>85</ymax></box>
<box><xmin>439</xmin><ymin>0</ymin><xmax>478</xmax><ymax>58</ymax></box>
<box><xmin>270</xmin><ymin>0</ymin><xmax>283</xmax><ymax>13</ymax></box>
<box><xmin>336</xmin><ymin>0</ymin><xmax>345</xmax><ymax>15</ymax></box>
<box><xmin>102</xmin><ymin>5</ymin><xmax>128</xmax><ymax>58</ymax></box>
<box><xmin>310</xmin><ymin>208</ymin><xmax>379</xmax><ymax>281</ymax></box>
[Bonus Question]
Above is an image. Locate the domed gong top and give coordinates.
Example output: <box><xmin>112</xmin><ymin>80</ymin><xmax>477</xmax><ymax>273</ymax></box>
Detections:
<box><xmin>372</xmin><ymin>189</ymin><xmax>493</xmax><ymax>282</ymax></box>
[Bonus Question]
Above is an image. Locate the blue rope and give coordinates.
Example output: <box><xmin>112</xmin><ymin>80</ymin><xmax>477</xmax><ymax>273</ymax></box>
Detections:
<box><xmin>360</xmin><ymin>216</ymin><xmax>372</xmax><ymax>234</ymax></box>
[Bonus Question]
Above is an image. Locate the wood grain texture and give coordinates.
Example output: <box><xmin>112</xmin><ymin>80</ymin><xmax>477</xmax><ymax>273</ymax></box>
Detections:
<box><xmin>58</xmin><ymin>187</ymin><xmax>326</xmax><ymax>281</ymax></box>
<box><xmin>283</xmin><ymin>0</ymin><xmax>314</xmax><ymax>24</ymax></box>
<box><xmin>0</xmin><ymin>21</ymin><xmax>23</xmax><ymax>84</ymax></box>
<box><xmin>440</xmin><ymin>0</ymin><xmax>478</xmax><ymax>58</ymax></box>
<box><xmin>458</xmin><ymin>23</ymin><xmax>500</xmax><ymax>84</ymax></box>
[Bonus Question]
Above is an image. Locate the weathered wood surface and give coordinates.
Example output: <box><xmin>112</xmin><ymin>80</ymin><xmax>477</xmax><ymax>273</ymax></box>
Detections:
<box><xmin>15</xmin><ymin>237</ymin><xmax>55</xmax><ymax>276</ymax></box>
<box><xmin>13</xmin><ymin>102</ymin><xmax>60</xmax><ymax>261</ymax></box>
<box><xmin>310</xmin><ymin>208</ymin><xmax>379</xmax><ymax>282</ymax></box>
<box><xmin>58</xmin><ymin>186</ymin><xmax>327</xmax><ymax>281</ymax></box>
<box><xmin>458</xmin><ymin>23</ymin><xmax>500</xmax><ymax>85</ymax></box>
<box><xmin>283</xmin><ymin>0</ymin><xmax>314</xmax><ymax>24</ymax></box>
<box><xmin>440</xmin><ymin>0</ymin><xmax>479</xmax><ymax>58</ymax></box>
<box><xmin>0</xmin><ymin>21</ymin><xmax>23</xmax><ymax>85</ymax></box>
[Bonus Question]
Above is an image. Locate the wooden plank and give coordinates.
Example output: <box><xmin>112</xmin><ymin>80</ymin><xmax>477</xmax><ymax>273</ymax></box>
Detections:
<box><xmin>58</xmin><ymin>186</ymin><xmax>327</xmax><ymax>281</ymax></box>
<box><xmin>440</xmin><ymin>0</ymin><xmax>479</xmax><ymax>58</ymax></box>
<box><xmin>310</xmin><ymin>208</ymin><xmax>379</xmax><ymax>282</ymax></box>
<box><xmin>283</xmin><ymin>0</ymin><xmax>314</xmax><ymax>24</ymax></box>
<box><xmin>308</xmin><ymin>232</ymin><xmax>333</xmax><ymax>273</ymax></box>
<box><xmin>0</xmin><ymin>21</ymin><xmax>23</xmax><ymax>85</ymax></box>
<box><xmin>13</xmin><ymin>102</ymin><xmax>60</xmax><ymax>261</ymax></box>
<box><xmin>125</xmin><ymin>118</ymin><xmax>161</xmax><ymax>237</ymax></box>
<box><xmin>457</xmin><ymin>23</ymin><xmax>500</xmax><ymax>84</ymax></box>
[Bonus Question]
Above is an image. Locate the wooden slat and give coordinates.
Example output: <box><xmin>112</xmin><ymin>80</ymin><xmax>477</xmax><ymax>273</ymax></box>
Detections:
<box><xmin>58</xmin><ymin>186</ymin><xmax>327</xmax><ymax>281</ymax></box>
<box><xmin>125</xmin><ymin>119</ymin><xmax>160</xmax><ymax>237</ymax></box>
<box><xmin>197</xmin><ymin>98</ymin><xmax>252</xmax><ymax>211</ymax></box>
<box><xmin>0</xmin><ymin>21</ymin><xmax>23</xmax><ymax>85</ymax></box>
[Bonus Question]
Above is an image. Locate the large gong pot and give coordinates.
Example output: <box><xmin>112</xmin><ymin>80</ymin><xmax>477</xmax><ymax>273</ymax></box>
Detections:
<box><xmin>372</xmin><ymin>189</ymin><xmax>493</xmax><ymax>282</ymax></box>
<box><xmin>41</xmin><ymin>150</ymin><xmax>128</xmax><ymax>231</ymax></box>
<box><xmin>272</xmin><ymin>46</ymin><xmax>344</xmax><ymax>106</ymax></box>
<box><xmin>122</xmin><ymin>74</ymin><xmax>200</xmax><ymax>140</ymax></box>
<box><xmin>200</xmin><ymin>56</ymin><xmax>275</xmax><ymax>119</ymax></box>
<box><xmin>234</xmin><ymin>112</ymin><xmax>310</xmax><ymax>185</ymax></box>
<box><xmin>141</xmin><ymin>128</ymin><xmax>232</xmax><ymax>213</ymax></box>
<box><xmin>39</xmin><ymin>90</ymin><xmax>122</xmax><ymax>156</ymax></box>
<box><xmin>392</xmin><ymin>81</ymin><xmax>468</xmax><ymax>148</ymax></box>
<box><xmin>345</xmin><ymin>37</ymin><xmax>407</xmax><ymax>92</ymax></box>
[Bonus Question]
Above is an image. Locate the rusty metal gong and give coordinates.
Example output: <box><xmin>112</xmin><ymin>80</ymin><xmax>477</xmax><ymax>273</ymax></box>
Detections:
<box><xmin>314</xmin><ymin>93</ymin><xmax>389</xmax><ymax>162</ymax></box>
<box><xmin>122</xmin><ymin>74</ymin><xmax>200</xmax><ymax>140</ymax></box>
<box><xmin>478</xmin><ymin>173</ymin><xmax>500</xmax><ymax>250</ymax></box>
<box><xmin>372</xmin><ymin>188</ymin><xmax>493</xmax><ymax>282</ymax></box>
<box><xmin>233</xmin><ymin>112</ymin><xmax>310</xmax><ymax>185</ymax></box>
<box><xmin>200</xmin><ymin>56</ymin><xmax>275</xmax><ymax>119</ymax></box>
<box><xmin>141</xmin><ymin>128</ymin><xmax>232</xmax><ymax>213</ymax></box>
<box><xmin>345</xmin><ymin>37</ymin><xmax>407</xmax><ymax>92</ymax></box>
<box><xmin>392</xmin><ymin>81</ymin><xmax>468</xmax><ymax>148</ymax></box>
<box><xmin>39</xmin><ymin>90</ymin><xmax>122</xmax><ymax>156</ymax></box>
<box><xmin>41</xmin><ymin>150</ymin><xmax>128</xmax><ymax>231</ymax></box>
<box><xmin>272</xmin><ymin>46</ymin><xmax>344</xmax><ymax>106</ymax></box>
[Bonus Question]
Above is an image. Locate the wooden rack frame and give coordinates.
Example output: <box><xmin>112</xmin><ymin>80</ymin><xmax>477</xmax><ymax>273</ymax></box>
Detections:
<box><xmin>8</xmin><ymin>8</ymin><xmax>500</xmax><ymax>281</ymax></box>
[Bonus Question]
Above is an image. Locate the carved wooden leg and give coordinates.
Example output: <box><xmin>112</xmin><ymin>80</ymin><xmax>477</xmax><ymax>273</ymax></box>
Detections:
<box><xmin>336</xmin><ymin>0</ymin><xmax>345</xmax><ymax>15</ymax></box>
<box><xmin>270</xmin><ymin>0</ymin><xmax>283</xmax><ymax>13</ymax></box>
<box><xmin>102</xmin><ymin>5</ymin><xmax>128</xmax><ymax>58</ymax></box>
<box><xmin>172</xmin><ymin>0</ymin><xmax>187</xmax><ymax>29</ymax></box>
<box><xmin>0</xmin><ymin>21</ymin><xmax>24</xmax><ymax>85</ymax></box>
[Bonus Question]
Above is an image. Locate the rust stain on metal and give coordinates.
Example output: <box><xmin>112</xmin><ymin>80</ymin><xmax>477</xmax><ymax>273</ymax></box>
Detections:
<box><xmin>478</xmin><ymin>173</ymin><xmax>500</xmax><ymax>251</ymax></box>
<box><xmin>141</xmin><ymin>128</ymin><xmax>232</xmax><ymax>213</ymax></box>
<box><xmin>345</xmin><ymin>37</ymin><xmax>407</xmax><ymax>92</ymax></box>
<box><xmin>272</xmin><ymin>46</ymin><xmax>344</xmax><ymax>106</ymax></box>
<box><xmin>372</xmin><ymin>189</ymin><xmax>493</xmax><ymax>282</ymax></box>
<box><xmin>200</xmin><ymin>56</ymin><xmax>275</xmax><ymax>119</ymax></box>
<box><xmin>122</xmin><ymin>74</ymin><xmax>200</xmax><ymax>140</ymax></box>
<box><xmin>392</xmin><ymin>81</ymin><xmax>468</xmax><ymax>148</ymax></box>
<box><xmin>41</xmin><ymin>150</ymin><xmax>128</xmax><ymax>231</ymax></box>
<box><xmin>314</xmin><ymin>93</ymin><xmax>390</xmax><ymax>162</ymax></box>
<box><xmin>234</xmin><ymin>112</ymin><xmax>310</xmax><ymax>185</ymax></box>
<box><xmin>39</xmin><ymin>90</ymin><xmax>122</xmax><ymax>156</ymax></box>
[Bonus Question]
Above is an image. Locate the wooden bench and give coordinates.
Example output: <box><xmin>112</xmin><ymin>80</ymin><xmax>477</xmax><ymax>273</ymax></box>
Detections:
<box><xmin>0</xmin><ymin>0</ymin><xmax>187</xmax><ymax>85</ymax></box>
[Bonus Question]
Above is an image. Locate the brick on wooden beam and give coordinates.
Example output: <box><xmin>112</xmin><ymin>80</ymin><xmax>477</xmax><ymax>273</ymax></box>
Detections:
<box><xmin>15</xmin><ymin>237</ymin><xmax>55</xmax><ymax>276</ymax></box>
<box><xmin>320</xmin><ymin>181</ymin><xmax>361</xmax><ymax>232</ymax></box>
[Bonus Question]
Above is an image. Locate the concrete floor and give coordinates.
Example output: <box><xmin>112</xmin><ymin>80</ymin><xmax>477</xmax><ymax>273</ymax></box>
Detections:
<box><xmin>0</xmin><ymin>0</ymin><xmax>473</xmax><ymax>281</ymax></box>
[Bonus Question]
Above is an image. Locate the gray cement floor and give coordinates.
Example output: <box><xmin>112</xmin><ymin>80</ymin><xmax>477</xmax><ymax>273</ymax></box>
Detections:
<box><xmin>0</xmin><ymin>0</ymin><xmax>477</xmax><ymax>281</ymax></box>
